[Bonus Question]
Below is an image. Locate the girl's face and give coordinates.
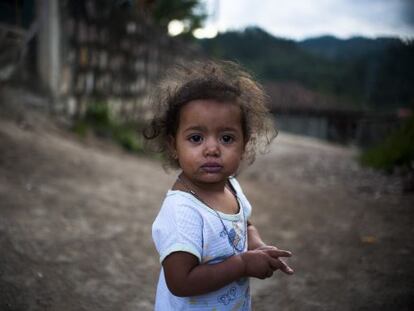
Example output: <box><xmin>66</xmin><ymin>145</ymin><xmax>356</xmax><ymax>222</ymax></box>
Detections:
<box><xmin>170</xmin><ymin>99</ymin><xmax>246</xmax><ymax>187</ymax></box>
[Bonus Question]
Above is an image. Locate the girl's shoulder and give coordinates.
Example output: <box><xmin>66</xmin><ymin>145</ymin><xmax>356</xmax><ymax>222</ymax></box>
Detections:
<box><xmin>154</xmin><ymin>190</ymin><xmax>205</xmax><ymax>227</ymax></box>
<box><xmin>160</xmin><ymin>189</ymin><xmax>203</xmax><ymax>213</ymax></box>
<box><xmin>228</xmin><ymin>175</ymin><xmax>240</xmax><ymax>186</ymax></box>
<box><xmin>165</xmin><ymin>189</ymin><xmax>197</xmax><ymax>202</ymax></box>
<box><xmin>228</xmin><ymin>177</ymin><xmax>252</xmax><ymax>217</ymax></box>
<box><xmin>228</xmin><ymin>176</ymin><xmax>244</xmax><ymax>195</ymax></box>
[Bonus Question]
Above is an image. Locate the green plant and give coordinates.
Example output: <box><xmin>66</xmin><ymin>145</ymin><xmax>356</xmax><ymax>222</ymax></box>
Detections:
<box><xmin>72</xmin><ymin>120</ymin><xmax>88</xmax><ymax>137</ymax></box>
<box><xmin>113</xmin><ymin>125</ymin><xmax>144</xmax><ymax>153</ymax></box>
<box><xmin>360</xmin><ymin>116</ymin><xmax>414</xmax><ymax>172</ymax></box>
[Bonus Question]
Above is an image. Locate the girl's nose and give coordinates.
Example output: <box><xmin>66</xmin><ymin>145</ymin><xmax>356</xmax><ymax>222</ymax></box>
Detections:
<box><xmin>203</xmin><ymin>138</ymin><xmax>220</xmax><ymax>157</ymax></box>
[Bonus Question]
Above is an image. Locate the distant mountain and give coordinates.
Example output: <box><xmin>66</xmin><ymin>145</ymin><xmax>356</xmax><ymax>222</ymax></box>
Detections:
<box><xmin>199</xmin><ymin>27</ymin><xmax>300</xmax><ymax>73</ymax></box>
<box><xmin>298</xmin><ymin>35</ymin><xmax>402</xmax><ymax>61</ymax></box>
<box><xmin>198</xmin><ymin>27</ymin><xmax>413</xmax><ymax>110</ymax></box>
<box><xmin>199</xmin><ymin>27</ymin><xmax>336</xmax><ymax>85</ymax></box>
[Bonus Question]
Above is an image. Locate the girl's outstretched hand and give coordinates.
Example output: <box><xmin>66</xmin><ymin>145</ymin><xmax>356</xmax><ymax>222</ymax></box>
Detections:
<box><xmin>240</xmin><ymin>247</ymin><xmax>293</xmax><ymax>279</ymax></box>
<box><xmin>256</xmin><ymin>245</ymin><xmax>294</xmax><ymax>275</ymax></box>
<box><xmin>240</xmin><ymin>250</ymin><xmax>278</xmax><ymax>279</ymax></box>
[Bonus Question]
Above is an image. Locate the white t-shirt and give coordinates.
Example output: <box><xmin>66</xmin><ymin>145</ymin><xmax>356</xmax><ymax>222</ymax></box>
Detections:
<box><xmin>152</xmin><ymin>177</ymin><xmax>252</xmax><ymax>310</ymax></box>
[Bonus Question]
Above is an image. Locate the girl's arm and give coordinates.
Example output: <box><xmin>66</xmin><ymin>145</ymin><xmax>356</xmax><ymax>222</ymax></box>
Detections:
<box><xmin>162</xmin><ymin>248</ymin><xmax>291</xmax><ymax>297</ymax></box>
<box><xmin>247</xmin><ymin>220</ymin><xmax>267</xmax><ymax>250</ymax></box>
<box><xmin>247</xmin><ymin>220</ymin><xmax>295</xmax><ymax>275</ymax></box>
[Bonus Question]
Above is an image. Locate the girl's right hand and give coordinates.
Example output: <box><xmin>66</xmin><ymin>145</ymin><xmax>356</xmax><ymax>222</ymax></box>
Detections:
<box><xmin>257</xmin><ymin>246</ymin><xmax>294</xmax><ymax>275</ymax></box>
<box><xmin>240</xmin><ymin>248</ymin><xmax>293</xmax><ymax>279</ymax></box>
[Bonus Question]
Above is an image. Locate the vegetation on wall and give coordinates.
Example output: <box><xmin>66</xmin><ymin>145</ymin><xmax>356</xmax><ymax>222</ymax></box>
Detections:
<box><xmin>73</xmin><ymin>102</ymin><xmax>144</xmax><ymax>153</ymax></box>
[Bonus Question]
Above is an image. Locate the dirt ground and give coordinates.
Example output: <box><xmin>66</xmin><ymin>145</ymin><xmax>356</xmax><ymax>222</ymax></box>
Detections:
<box><xmin>1</xmin><ymin>95</ymin><xmax>413</xmax><ymax>310</ymax></box>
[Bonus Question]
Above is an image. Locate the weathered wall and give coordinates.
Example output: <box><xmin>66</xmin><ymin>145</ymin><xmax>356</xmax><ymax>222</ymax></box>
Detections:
<box><xmin>35</xmin><ymin>0</ymin><xmax>200</xmax><ymax>121</ymax></box>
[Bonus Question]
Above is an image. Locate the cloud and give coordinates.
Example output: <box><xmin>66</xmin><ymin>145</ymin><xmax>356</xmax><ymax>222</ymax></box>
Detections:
<box><xmin>401</xmin><ymin>0</ymin><xmax>414</xmax><ymax>25</ymax></box>
<box><xmin>205</xmin><ymin>0</ymin><xmax>414</xmax><ymax>39</ymax></box>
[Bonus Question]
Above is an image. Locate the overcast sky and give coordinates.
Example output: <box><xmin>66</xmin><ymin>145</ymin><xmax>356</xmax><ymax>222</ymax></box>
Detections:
<box><xmin>203</xmin><ymin>0</ymin><xmax>414</xmax><ymax>40</ymax></box>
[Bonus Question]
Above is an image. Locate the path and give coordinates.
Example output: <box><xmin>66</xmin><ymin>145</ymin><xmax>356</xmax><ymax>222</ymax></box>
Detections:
<box><xmin>0</xmin><ymin>107</ymin><xmax>413</xmax><ymax>310</ymax></box>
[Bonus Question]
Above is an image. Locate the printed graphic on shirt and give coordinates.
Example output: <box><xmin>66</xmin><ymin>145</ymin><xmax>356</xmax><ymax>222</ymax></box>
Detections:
<box><xmin>219</xmin><ymin>220</ymin><xmax>245</xmax><ymax>253</ymax></box>
<box><xmin>218</xmin><ymin>287</ymin><xmax>237</xmax><ymax>305</ymax></box>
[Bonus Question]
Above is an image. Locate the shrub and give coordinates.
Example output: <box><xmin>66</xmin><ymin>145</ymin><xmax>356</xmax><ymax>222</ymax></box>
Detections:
<box><xmin>360</xmin><ymin>116</ymin><xmax>414</xmax><ymax>172</ymax></box>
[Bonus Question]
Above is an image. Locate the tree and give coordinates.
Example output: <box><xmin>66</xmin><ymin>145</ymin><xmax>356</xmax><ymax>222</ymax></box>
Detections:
<box><xmin>150</xmin><ymin>0</ymin><xmax>207</xmax><ymax>35</ymax></box>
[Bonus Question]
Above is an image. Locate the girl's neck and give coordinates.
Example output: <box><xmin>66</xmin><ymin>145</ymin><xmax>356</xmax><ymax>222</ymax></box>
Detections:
<box><xmin>176</xmin><ymin>173</ymin><xmax>239</xmax><ymax>214</ymax></box>
<box><xmin>177</xmin><ymin>173</ymin><xmax>227</xmax><ymax>195</ymax></box>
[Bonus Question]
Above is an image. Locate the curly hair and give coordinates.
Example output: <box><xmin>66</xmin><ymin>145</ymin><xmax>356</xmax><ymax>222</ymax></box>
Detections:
<box><xmin>143</xmin><ymin>60</ymin><xmax>277</xmax><ymax>169</ymax></box>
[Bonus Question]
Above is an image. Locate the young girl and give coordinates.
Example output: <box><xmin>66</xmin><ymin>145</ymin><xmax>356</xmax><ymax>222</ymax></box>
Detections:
<box><xmin>144</xmin><ymin>60</ymin><xmax>293</xmax><ymax>310</ymax></box>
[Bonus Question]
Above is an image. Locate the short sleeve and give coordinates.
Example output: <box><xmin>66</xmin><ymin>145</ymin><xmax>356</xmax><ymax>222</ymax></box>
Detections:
<box><xmin>152</xmin><ymin>194</ymin><xmax>203</xmax><ymax>263</ymax></box>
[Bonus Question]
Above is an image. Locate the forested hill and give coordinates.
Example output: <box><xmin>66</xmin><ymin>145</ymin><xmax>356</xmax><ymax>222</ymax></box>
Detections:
<box><xmin>198</xmin><ymin>27</ymin><xmax>414</xmax><ymax>111</ymax></box>
<box><xmin>299</xmin><ymin>35</ymin><xmax>402</xmax><ymax>61</ymax></box>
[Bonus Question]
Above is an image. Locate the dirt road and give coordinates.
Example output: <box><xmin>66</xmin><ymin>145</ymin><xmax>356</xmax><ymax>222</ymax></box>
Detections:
<box><xmin>1</xmin><ymin>109</ymin><xmax>413</xmax><ymax>310</ymax></box>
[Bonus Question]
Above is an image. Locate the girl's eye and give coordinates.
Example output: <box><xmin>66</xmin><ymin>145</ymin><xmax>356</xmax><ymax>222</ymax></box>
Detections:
<box><xmin>221</xmin><ymin>135</ymin><xmax>234</xmax><ymax>144</ymax></box>
<box><xmin>189</xmin><ymin>134</ymin><xmax>203</xmax><ymax>143</ymax></box>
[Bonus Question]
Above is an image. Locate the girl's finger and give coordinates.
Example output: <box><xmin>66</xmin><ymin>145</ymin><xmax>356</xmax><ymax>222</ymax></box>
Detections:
<box><xmin>268</xmin><ymin>257</ymin><xmax>294</xmax><ymax>275</ymax></box>
<box><xmin>265</xmin><ymin>249</ymin><xmax>292</xmax><ymax>258</ymax></box>
<box><xmin>278</xmin><ymin>258</ymin><xmax>294</xmax><ymax>275</ymax></box>
<box><xmin>268</xmin><ymin>257</ymin><xmax>282</xmax><ymax>270</ymax></box>
<box><xmin>256</xmin><ymin>245</ymin><xmax>277</xmax><ymax>251</ymax></box>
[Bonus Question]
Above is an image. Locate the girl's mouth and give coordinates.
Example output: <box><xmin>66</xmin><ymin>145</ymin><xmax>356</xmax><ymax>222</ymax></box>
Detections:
<box><xmin>201</xmin><ymin>163</ymin><xmax>223</xmax><ymax>173</ymax></box>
